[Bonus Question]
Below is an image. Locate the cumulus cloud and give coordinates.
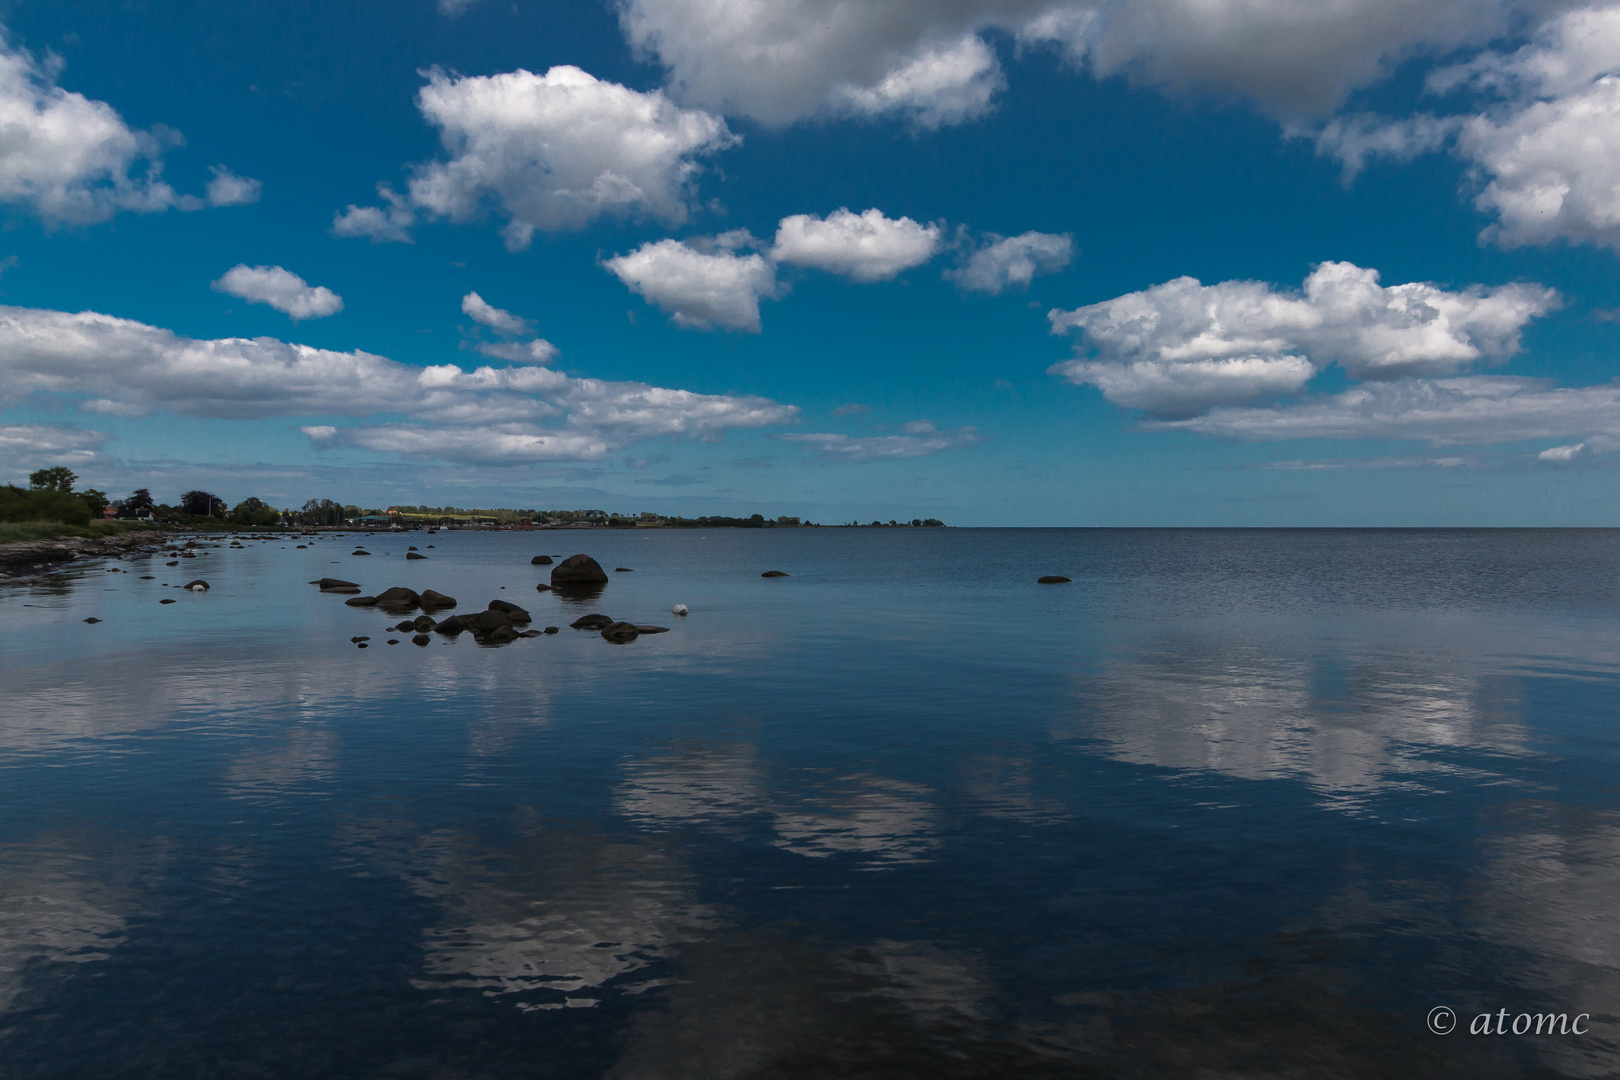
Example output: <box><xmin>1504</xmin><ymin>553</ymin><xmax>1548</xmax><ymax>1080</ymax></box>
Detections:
<box><xmin>604</xmin><ymin>238</ymin><xmax>779</xmax><ymax>331</ymax></box>
<box><xmin>0</xmin><ymin>422</ymin><xmax>108</xmax><ymax>473</ymax></box>
<box><xmin>1309</xmin><ymin>113</ymin><xmax>1463</xmax><ymax>181</ymax></box>
<box><xmin>771</xmin><ymin>208</ymin><xmax>940</xmax><ymax>281</ymax></box>
<box><xmin>777</xmin><ymin>425</ymin><xmax>982</xmax><ymax>461</ymax></box>
<box><xmin>461</xmin><ymin>292</ymin><xmax>532</xmax><ymax>336</ymax></box>
<box><xmin>1049</xmin><ymin>262</ymin><xmax>1558</xmax><ymax>418</ymax></box>
<box><xmin>0</xmin><ymin>304</ymin><xmax>797</xmax><ymax>466</ymax></box>
<box><xmin>1151</xmin><ymin>376</ymin><xmax>1620</xmax><ymax>448</ymax></box>
<box><xmin>1539</xmin><ymin>441</ymin><xmax>1587</xmax><ymax>461</ymax></box>
<box><xmin>617</xmin><ymin>0</ymin><xmax>1547</xmax><ymax>127</ymax></box>
<box><xmin>947</xmin><ymin>230</ymin><xmax>1073</xmax><ymax>293</ymax></box>
<box><xmin>212</xmin><ymin>265</ymin><xmax>343</xmax><ymax>320</ymax></box>
<box><xmin>336</xmin><ymin>66</ymin><xmax>734</xmax><ymax>249</ymax></box>
<box><xmin>0</xmin><ymin>37</ymin><xmax>256</xmax><ymax>224</ymax></box>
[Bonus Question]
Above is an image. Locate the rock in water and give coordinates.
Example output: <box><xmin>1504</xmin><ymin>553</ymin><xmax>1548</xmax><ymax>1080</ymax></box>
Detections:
<box><xmin>543</xmin><ymin>626</ymin><xmax>559</xmax><ymax>634</ymax></box>
<box><xmin>672</xmin><ymin>604</ymin><xmax>689</xmax><ymax>616</ymax></box>
<box><xmin>535</xmin><ymin>583</ymin><xmax>552</xmax><ymax>592</ymax></box>
<box><xmin>345</xmin><ymin>596</ymin><xmax>379</xmax><ymax>607</ymax></box>
<box><xmin>412</xmin><ymin>615</ymin><xmax>437</xmax><ymax>631</ymax></box>
<box><xmin>374</xmin><ymin>586</ymin><xmax>421</xmax><ymax>607</ymax></box>
<box><xmin>159</xmin><ymin>598</ymin><xmax>177</xmax><ymax>604</ymax></box>
<box><xmin>352</xmin><ymin>550</ymin><xmax>371</xmax><ymax>556</ymax></box>
<box><xmin>485</xmin><ymin>624</ymin><xmax>520</xmax><ymax>643</ymax></box>
<box><xmin>1037</xmin><ymin>576</ymin><xmax>1072</xmax><ymax>584</ymax></box>
<box><xmin>634</xmin><ymin>625</ymin><xmax>670</xmax><ymax>634</ymax></box>
<box><xmin>530</xmin><ymin>555</ymin><xmax>553</xmax><ymax>565</ymax></box>
<box><xmin>551</xmin><ymin>554</ymin><xmax>608</xmax><ymax>586</ymax></box>
<box><xmin>408</xmin><ymin>546</ymin><xmax>418</xmax><ymax>551</ymax></box>
<box><xmin>601</xmin><ymin>621</ymin><xmax>641</xmax><ymax>644</ymax></box>
<box><xmin>761</xmin><ymin>570</ymin><xmax>789</xmax><ymax>578</ymax></box>
<box><xmin>83</xmin><ymin>617</ymin><xmax>101</xmax><ymax>624</ymax></box>
<box><xmin>313</xmin><ymin>577</ymin><xmax>360</xmax><ymax>590</ymax></box>
<box><xmin>615</xmin><ymin>567</ymin><xmax>633</xmax><ymax>572</ymax></box>
<box><xmin>181</xmin><ymin>579</ymin><xmax>210</xmax><ymax>590</ymax></box>
<box><xmin>406</xmin><ymin>552</ymin><xmax>427</xmax><ymax>560</ymax></box>
<box><xmin>386</xmin><ymin>639</ymin><xmax>399</xmax><ymax>645</ymax></box>
<box><xmin>488</xmin><ymin>600</ymin><xmax>531</xmax><ymax>623</ymax></box>
<box><xmin>570</xmin><ymin>614</ymin><xmax>614</xmax><ymax>630</ymax></box>
<box><xmin>419</xmin><ymin>589</ymin><xmax>457</xmax><ymax>609</ymax></box>
<box><xmin>412</xmin><ymin>634</ymin><xmax>431</xmax><ymax>647</ymax></box>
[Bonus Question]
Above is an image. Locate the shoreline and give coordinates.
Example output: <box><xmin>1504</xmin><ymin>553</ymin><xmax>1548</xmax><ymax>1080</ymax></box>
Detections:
<box><xmin>0</xmin><ymin>529</ymin><xmax>170</xmax><ymax>587</ymax></box>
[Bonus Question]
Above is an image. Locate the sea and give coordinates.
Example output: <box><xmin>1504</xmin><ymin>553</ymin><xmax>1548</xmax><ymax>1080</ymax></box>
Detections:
<box><xmin>1</xmin><ymin>527</ymin><xmax>1618</xmax><ymax>1079</ymax></box>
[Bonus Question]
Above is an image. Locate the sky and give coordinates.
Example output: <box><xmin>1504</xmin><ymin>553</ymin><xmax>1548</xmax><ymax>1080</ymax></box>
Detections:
<box><xmin>1</xmin><ymin>0</ymin><xmax>1619</xmax><ymax>525</ymax></box>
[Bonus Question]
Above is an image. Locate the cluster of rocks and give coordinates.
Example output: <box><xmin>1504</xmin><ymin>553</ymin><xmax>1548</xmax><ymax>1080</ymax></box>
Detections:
<box><xmin>567</xmin><ymin>613</ymin><xmax>669</xmax><ymax>644</ymax></box>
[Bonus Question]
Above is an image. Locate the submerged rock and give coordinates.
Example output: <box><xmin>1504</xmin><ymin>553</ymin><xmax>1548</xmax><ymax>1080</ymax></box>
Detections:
<box><xmin>350</xmin><ymin>636</ymin><xmax>370</xmax><ymax>643</ymax></box>
<box><xmin>570</xmin><ymin>613</ymin><xmax>614</xmax><ymax>630</ymax></box>
<box><xmin>159</xmin><ymin>598</ymin><xmax>177</xmax><ymax>604</ymax></box>
<box><xmin>615</xmin><ymin>567</ymin><xmax>633</xmax><ymax>572</ymax></box>
<box><xmin>419</xmin><ymin>589</ymin><xmax>456</xmax><ymax>609</ymax></box>
<box><xmin>535</xmin><ymin>583</ymin><xmax>552</xmax><ymax>592</ymax></box>
<box><xmin>345</xmin><ymin>596</ymin><xmax>378</xmax><ymax>607</ymax></box>
<box><xmin>551</xmin><ymin>553</ymin><xmax>608</xmax><ymax>586</ymax></box>
<box><xmin>531</xmin><ymin>555</ymin><xmax>553</xmax><ymax>565</ymax></box>
<box><xmin>1037</xmin><ymin>576</ymin><xmax>1072</xmax><ymax>584</ymax></box>
<box><xmin>406</xmin><ymin>552</ymin><xmax>427</xmax><ymax>560</ymax></box>
<box><xmin>543</xmin><ymin>626</ymin><xmax>558</xmax><ymax>634</ymax></box>
<box><xmin>387</xmin><ymin>639</ymin><xmax>400</xmax><ymax>645</ymax></box>
<box><xmin>312</xmin><ymin>577</ymin><xmax>360</xmax><ymax>590</ymax></box>
<box><xmin>634</xmin><ymin>625</ymin><xmax>670</xmax><ymax>634</ymax></box>
<box><xmin>761</xmin><ymin>570</ymin><xmax>789</xmax><ymax>578</ymax></box>
<box><xmin>412</xmin><ymin>615</ymin><xmax>437</xmax><ymax>631</ymax></box>
<box><xmin>83</xmin><ymin>617</ymin><xmax>101</xmax><ymax>624</ymax></box>
<box><xmin>485</xmin><ymin>624</ymin><xmax>520</xmax><ymax>644</ymax></box>
<box><xmin>600</xmin><ymin>621</ymin><xmax>641</xmax><ymax>644</ymax></box>
<box><xmin>412</xmin><ymin>634</ymin><xmax>431</xmax><ymax>647</ymax></box>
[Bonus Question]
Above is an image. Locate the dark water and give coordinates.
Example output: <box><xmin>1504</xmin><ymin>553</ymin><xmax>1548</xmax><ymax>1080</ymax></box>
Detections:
<box><xmin>2</xmin><ymin>528</ymin><xmax>1619</xmax><ymax>1078</ymax></box>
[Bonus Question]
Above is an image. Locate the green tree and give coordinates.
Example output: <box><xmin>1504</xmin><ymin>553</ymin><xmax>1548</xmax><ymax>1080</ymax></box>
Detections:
<box><xmin>79</xmin><ymin>489</ymin><xmax>110</xmax><ymax>517</ymax></box>
<box><xmin>229</xmin><ymin>496</ymin><xmax>279</xmax><ymax>526</ymax></box>
<box><xmin>28</xmin><ymin>466</ymin><xmax>77</xmax><ymax>493</ymax></box>
<box><xmin>181</xmin><ymin>490</ymin><xmax>223</xmax><ymax>517</ymax></box>
<box><xmin>126</xmin><ymin>488</ymin><xmax>155</xmax><ymax>513</ymax></box>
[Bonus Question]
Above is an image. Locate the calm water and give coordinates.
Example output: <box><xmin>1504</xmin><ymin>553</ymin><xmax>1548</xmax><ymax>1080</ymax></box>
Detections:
<box><xmin>2</xmin><ymin>528</ymin><xmax>1619</xmax><ymax>1078</ymax></box>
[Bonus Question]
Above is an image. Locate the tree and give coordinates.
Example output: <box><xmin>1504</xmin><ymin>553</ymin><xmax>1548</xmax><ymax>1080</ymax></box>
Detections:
<box><xmin>181</xmin><ymin>490</ymin><xmax>223</xmax><ymax>517</ymax></box>
<box><xmin>28</xmin><ymin>466</ymin><xmax>77</xmax><ymax>493</ymax></box>
<box><xmin>79</xmin><ymin>489</ymin><xmax>110</xmax><ymax>517</ymax></box>
<box><xmin>126</xmin><ymin>488</ymin><xmax>154</xmax><ymax>512</ymax></box>
<box><xmin>230</xmin><ymin>496</ymin><xmax>279</xmax><ymax>526</ymax></box>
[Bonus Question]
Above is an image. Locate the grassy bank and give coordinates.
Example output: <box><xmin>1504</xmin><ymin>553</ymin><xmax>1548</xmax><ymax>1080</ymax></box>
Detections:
<box><xmin>0</xmin><ymin>520</ymin><xmax>166</xmax><ymax>545</ymax></box>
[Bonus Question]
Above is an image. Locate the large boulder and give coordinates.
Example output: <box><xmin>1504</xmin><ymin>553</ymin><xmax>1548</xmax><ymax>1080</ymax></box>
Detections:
<box><xmin>600</xmin><ymin>621</ymin><xmax>641</xmax><ymax>644</ymax></box>
<box><xmin>375</xmin><ymin>586</ymin><xmax>421</xmax><ymax>607</ymax></box>
<box><xmin>312</xmin><ymin>577</ymin><xmax>360</xmax><ymax>590</ymax></box>
<box><xmin>468</xmin><ymin>610</ymin><xmax>515</xmax><ymax>632</ymax></box>
<box><xmin>345</xmin><ymin>596</ymin><xmax>378</xmax><ymax>607</ymax></box>
<box><xmin>570</xmin><ymin>613</ymin><xmax>614</xmax><ymax>630</ymax></box>
<box><xmin>551</xmin><ymin>554</ymin><xmax>608</xmax><ymax>586</ymax></box>
<box><xmin>531</xmin><ymin>555</ymin><xmax>553</xmax><ymax>565</ymax></box>
<box><xmin>488</xmin><ymin>600</ymin><xmax>531</xmax><ymax>623</ymax></box>
<box><xmin>419</xmin><ymin>589</ymin><xmax>457</xmax><ymax>609</ymax></box>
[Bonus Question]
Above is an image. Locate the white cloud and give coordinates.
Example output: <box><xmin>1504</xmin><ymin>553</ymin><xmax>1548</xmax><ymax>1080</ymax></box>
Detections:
<box><xmin>212</xmin><ymin>265</ymin><xmax>344</xmax><ymax>320</ymax></box>
<box><xmin>777</xmin><ymin>426</ymin><xmax>982</xmax><ymax>461</ymax></box>
<box><xmin>476</xmin><ymin>340</ymin><xmax>558</xmax><ymax>364</ymax></box>
<box><xmin>1539</xmin><ymin>441</ymin><xmax>1588</xmax><ymax>461</ymax></box>
<box><xmin>438</xmin><ymin>0</ymin><xmax>481</xmax><ymax>15</ymax></box>
<box><xmin>0</xmin><ymin>37</ymin><xmax>255</xmax><ymax>224</ymax></box>
<box><xmin>771</xmin><ymin>208</ymin><xmax>940</xmax><ymax>281</ymax></box>
<box><xmin>461</xmin><ymin>292</ymin><xmax>532</xmax><ymax>336</ymax></box>
<box><xmin>947</xmin><ymin>230</ymin><xmax>1073</xmax><ymax>293</ymax></box>
<box><xmin>0</xmin><ymin>304</ymin><xmax>797</xmax><ymax>466</ymax></box>
<box><xmin>604</xmin><ymin>238</ymin><xmax>778</xmax><ymax>331</ymax></box>
<box><xmin>618</xmin><ymin>0</ymin><xmax>1547</xmax><ymax>127</ymax></box>
<box><xmin>1050</xmin><ymin>262</ymin><xmax>1557</xmax><ymax>418</ymax></box>
<box><xmin>1150</xmin><ymin>376</ymin><xmax>1620</xmax><ymax>447</ymax></box>
<box><xmin>1309</xmin><ymin>113</ymin><xmax>1462</xmax><ymax>181</ymax></box>
<box><xmin>331</xmin><ymin>184</ymin><xmax>416</xmax><ymax>243</ymax></box>
<box><xmin>0</xmin><ymin>422</ymin><xmax>108</xmax><ymax>473</ymax></box>
<box><xmin>337</xmin><ymin>66</ymin><xmax>734</xmax><ymax>249</ymax></box>
<box><xmin>204</xmin><ymin>166</ymin><xmax>261</xmax><ymax>207</ymax></box>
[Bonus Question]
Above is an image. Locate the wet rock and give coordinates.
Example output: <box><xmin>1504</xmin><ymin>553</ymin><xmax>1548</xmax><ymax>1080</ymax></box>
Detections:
<box><xmin>412</xmin><ymin>634</ymin><xmax>431</xmax><ymax>647</ymax></box>
<box><xmin>139</xmin><ymin>575</ymin><xmax>154</xmax><ymax>580</ymax></box>
<box><xmin>406</xmin><ymin>552</ymin><xmax>428</xmax><ymax>560</ymax></box>
<box><xmin>345</xmin><ymin>596</ymin><xmax>378</xmax><ymax>607</ymax></box>
<box><xmin>374</xmin><ymin>586</ymin><xmax>420</xmax><ymax>607</ymax></box>
<box><xmin>412</xmin><ymin>615</ymin><xmax>437</xmax><ymax>631</ymax></box>
<box><xmin>518</xmin><ymin>630</ymin><xmax>542</xmax><ymax>638</ymax></box>
<box><xmin>419</xmin><ymin>589</ymin><xmax>457</xmax><ymax>610</ymax></box>
<box><xmin>352</xmin><ymin>550</ymin><xmax>371</xmax><ymax>556</ymax></box>
<box><xmin>543</xmin><ymin>626</ymin><xmax>558</xmax><ymax>634</ymax></box>
<box><xmin>485</xmin><ymin>624</ymin><xmax>519</xmax><ymax>644</ymax></box>
<box><xmin>166</xmin><ymin>560</ymin><xmax>179</xmax><ymax>567</ymax></box>
<box><xmin>312</xmin><ymin>577</ymin><xmax>360</xmax><ymax>590</ymax></box>
<box><xmin>535</xmin><ymin>583</ymin><xmax>552</xmax><ymax>592</ymax></box>
<box><xmin>487</xmin><ymin>600</ymin><xmax>531</xmax><ymax>623</ymax></box>
<box><xmin>351</xmin><ymin>636</ymin><xmax>370</xmax><ymax>643</ymax></box>
<box><xmin>387</xmin><ymin>639</ymin><xmax>400</xmax><ymax>645</ymax></box>
<box><xmin>570</xmin><ymin>613</ymin><xmax>614</xmax><ymax>630</ymax></box>
<box><xmin>394</xmin><ymin>621</ymin><xmax>418</xmax><ymax>632</ymax></box>
<box><xmin>434</xmin><ymin>615</ymin><xmax>473</xmax><ymax>635</ymax></box>
<box><xmin>531</xmin><ymin>555</ymin><xmax>553</xmax><ymax>565</ymax></box>
<box><xmin>634</xmin><ymin>625</ymin><xmax>670</xmax><ymax>634</ymax></box>
<box><xmin>159</xmin><ymin>598</ymin><xmax>177</xmax><ymax>604</ymax></box>
<box><xmin>761</xmin><ymin>570</ymin><xmax>789</xmax><ymax>578</ymax></box>
<box><xmin>551</xmin><ymin>553</ymin><xmax>608</xmax><ymax>586</ymax></box>
<box><xmin>468</xmin><ymin>609</ymin><xmax>516</xmax><ymax>633</ymax></box>
<box><xmin>357</xmin><ymin>642</ymin><xmax>369</xmax><ymax>648</ymax></box>
<box><xmin>182</xmin><ymin>579</ymin><xmax>209</xmax><ymax>590</ymax></box>
<box><xmin>615</xmin><ymin>567</ymin><xmax>633</xmax><ymax>572</ymax></box>
<box><xmin>672</xmin><ymin>604</ymin><xmax>689</xmax><ymax>616</ymax></box>
<box><xmin>601</xmin><ymin>621</ymin><xmax>641</xmax><ymax>644</ymax></box>
<box><xmin>408</xmin><ymin>546</ymin><xmax>418</xmax><ymax>551</ymax></box>
<box><xmin>1037</xmin><ymin>576</ymin><xmax>1072</xmax><ymax>584</ymax></box>
<box><xmin>84</xmin><ymin>617</ymin><xmax>101</xmax><ymax>624</ymax></box>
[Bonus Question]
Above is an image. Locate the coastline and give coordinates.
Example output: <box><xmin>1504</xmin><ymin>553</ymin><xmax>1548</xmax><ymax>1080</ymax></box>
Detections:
<box><xmin>0</xmin><ymin>527</ymin><xmax>168</xmax><ymax>587</ymax></box>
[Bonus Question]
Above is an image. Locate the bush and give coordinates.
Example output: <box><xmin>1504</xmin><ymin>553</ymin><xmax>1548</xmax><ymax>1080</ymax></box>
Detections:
<box><xmin>0</xmin><ymin>485</ymin><xmax>91</xmax><ymax>526</ymax></box>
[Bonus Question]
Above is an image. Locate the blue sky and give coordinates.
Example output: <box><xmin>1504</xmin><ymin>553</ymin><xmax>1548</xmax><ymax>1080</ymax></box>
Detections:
<box><xmin>1</xmin><ymin>0</ymin><xmax>1619</xmax><ymax>524</ymax></box>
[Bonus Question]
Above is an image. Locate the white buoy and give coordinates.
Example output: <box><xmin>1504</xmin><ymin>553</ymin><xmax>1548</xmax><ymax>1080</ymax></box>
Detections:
<box><xmin>672</xmin><ymin>604</ymin><xmax>689</xmax><ymax>616</ymax></box>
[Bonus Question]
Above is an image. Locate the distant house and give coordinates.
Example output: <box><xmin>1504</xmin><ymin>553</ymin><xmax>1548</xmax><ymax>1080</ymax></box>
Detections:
<box><xmin>102</xmin><ymin>507</ymin><xmax>118</xmax><ymax>519</ymax></box>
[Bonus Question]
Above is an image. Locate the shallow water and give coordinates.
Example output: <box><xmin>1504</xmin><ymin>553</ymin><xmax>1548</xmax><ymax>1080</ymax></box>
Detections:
<box><xmin>2</xmin><ymin>528</ymin><xmax>1619</xmax><ymax>1078</ymax></box>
